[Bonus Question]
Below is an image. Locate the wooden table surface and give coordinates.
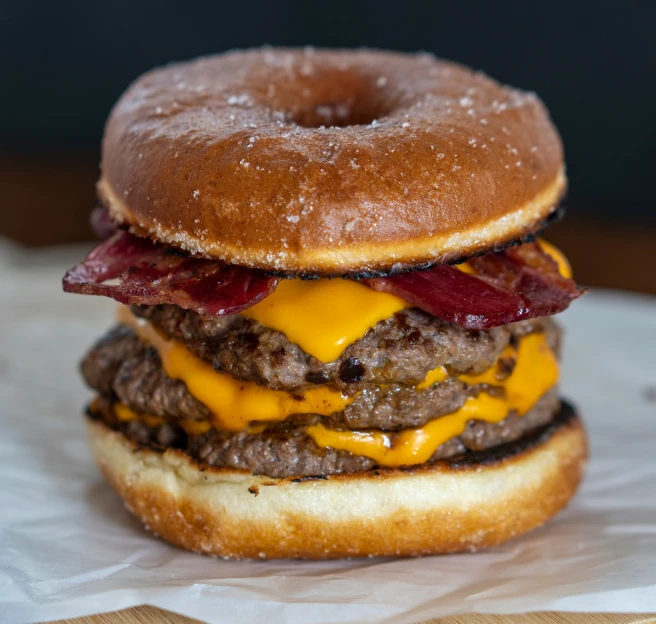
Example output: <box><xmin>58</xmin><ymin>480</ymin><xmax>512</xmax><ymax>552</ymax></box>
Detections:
<box><xmin>46</xmin><ymin>606</ymin><xmax>656</xmax><ymax>623</ymax></box>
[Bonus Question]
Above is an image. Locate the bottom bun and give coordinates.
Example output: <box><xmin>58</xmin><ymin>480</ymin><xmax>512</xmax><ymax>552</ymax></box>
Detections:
<box><xmin>86</xmin><ymin>403</ymin><xmax>586</xmax><ymax>559</ymax></box>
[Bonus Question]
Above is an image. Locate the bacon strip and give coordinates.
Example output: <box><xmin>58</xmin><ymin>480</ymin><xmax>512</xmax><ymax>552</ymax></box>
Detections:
<box><xmin>62</xmin><ymin>230</ymin><xmax>280</xmax><ymax>316</ymax></box>
<box><xmin>365</xmin><ymin>243</ymin><xmax>583</xmax><ymax>328</ymax></box>
<box><xmin>64</xmin><ymin>227</ymin><xmax>580</xmax><ymax>327</ymax></box>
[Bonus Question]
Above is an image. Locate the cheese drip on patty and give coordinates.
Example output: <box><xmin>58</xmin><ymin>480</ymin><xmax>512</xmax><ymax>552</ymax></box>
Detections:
<box><xmin>306</xmin><ymin>332</ymin><xmax>558</xmax><ymax>467</ymax></box>
<box><xmin>241</xmin><ymin>278</ymin><xmax>410</xmax><ymax>362</ymax></box>
<box><xmin>117</xmin><ymin>306</ymin><xmax>353</xmax><ymax>432</ymax></box>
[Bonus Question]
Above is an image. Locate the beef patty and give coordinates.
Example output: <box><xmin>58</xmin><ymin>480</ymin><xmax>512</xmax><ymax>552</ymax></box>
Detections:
<box><xmin>131</xmin><ymin>304</ymin><xmax>560</xmax><ymax>392</ymax></box>
<box><xmin>82</xmin><ymin>313</ymin><xmax>560</xmax><ymax>431</ymax></box>
<box><xmin>92</xmin><ymin>390</ymin><xmax>561</xmax><ymax>478</ymax></box>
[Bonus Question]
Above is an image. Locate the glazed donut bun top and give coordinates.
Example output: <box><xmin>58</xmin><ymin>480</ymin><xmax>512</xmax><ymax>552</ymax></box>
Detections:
<box><xmin>100</xmin><ymin>48</ymin><xmax>565</xmax><ymax>276</ymax></box>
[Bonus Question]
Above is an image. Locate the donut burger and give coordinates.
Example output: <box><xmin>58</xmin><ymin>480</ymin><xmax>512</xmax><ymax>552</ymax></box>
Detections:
<box><xmin>63</xmin><ymin>48</ymin><xmax>586</xmax><ymax>559</ymax></box>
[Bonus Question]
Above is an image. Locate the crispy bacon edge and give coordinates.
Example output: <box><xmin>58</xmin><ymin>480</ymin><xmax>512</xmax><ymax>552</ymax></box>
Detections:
<box><xmin>62</xmin><ymin>230</ymin><xmax>280</xmax><ymax>316</ymax></box>
<box><xmin>365</xmin><ymin>242</ymin><xmax>583</xmax><ymax>328</ymax></box>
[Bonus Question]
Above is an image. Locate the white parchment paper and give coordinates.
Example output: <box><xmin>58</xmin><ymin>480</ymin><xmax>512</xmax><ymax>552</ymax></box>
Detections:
<box><xmin>1</xmin><ymin>238</ymin><xmax>655</xmax><ymax>624</ymax></box>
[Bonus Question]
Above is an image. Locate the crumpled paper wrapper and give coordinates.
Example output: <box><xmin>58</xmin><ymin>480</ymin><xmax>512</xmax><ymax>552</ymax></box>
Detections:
<box><xmin>1</xmin><ymin>238</ymin><xmax>655</xmax><ymax>624</ymax></box>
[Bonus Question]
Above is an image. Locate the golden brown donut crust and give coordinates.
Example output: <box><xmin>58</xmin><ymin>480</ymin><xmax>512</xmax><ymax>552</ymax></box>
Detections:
<box><xmin>100</xmin><ymin>48</ymin><xmax>565</xmax><ymax>275</ymax></box>
<box><xmin>86</xmin><ymin>405</ymin><xmax>586</xmax><ymax>559</ymax></box>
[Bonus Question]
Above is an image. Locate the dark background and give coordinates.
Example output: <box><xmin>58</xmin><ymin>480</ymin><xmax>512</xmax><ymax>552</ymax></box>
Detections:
<box><xmin>1</xmin><ymin>0</ymin><xmax>654</xmax><ymax>291</ymax></box>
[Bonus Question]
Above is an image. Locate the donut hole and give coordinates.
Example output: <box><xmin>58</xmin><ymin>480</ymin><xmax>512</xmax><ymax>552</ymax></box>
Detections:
<box><xmin>291</xmin><ymin>99</ymin><xmax>385</xmax><ymax>128</ymax></box>
<box><xmin>282</xmin><ymin>71</ymin><xmax>392</xmax><ymax>128</ymax></box>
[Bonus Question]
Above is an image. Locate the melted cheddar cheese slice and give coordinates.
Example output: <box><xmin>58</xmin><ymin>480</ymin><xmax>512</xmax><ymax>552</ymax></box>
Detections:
<box><xmin>538</xmin><ymin>239</ymin><xmax>572</xmax><ymax>279</ymax></box>
<box><xmin>118</xmin><ymin>308</ymin><xmax>353</xmax><ymax>432</ymax></box>
<box><xmin>114</xmin><ymin>403</ymin><xmax>212</xmax><ymax>435</ymax></box>
<box><xmin>241</xmin><ymin>278</ymin><xmax>410</xmax><ymax>362</ymax></box>
<box><xmin>305</xmin><ymin>332</ymin><xmax>558</xmax><ymax>467</ymax></box>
